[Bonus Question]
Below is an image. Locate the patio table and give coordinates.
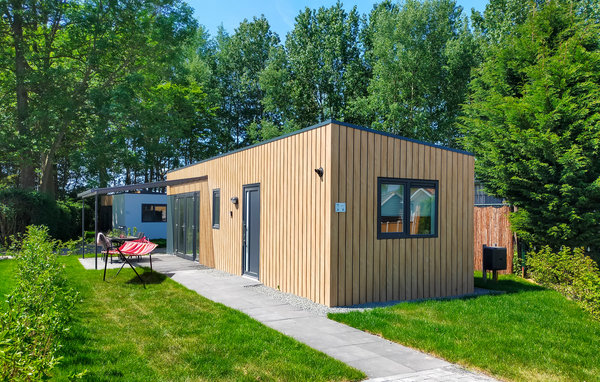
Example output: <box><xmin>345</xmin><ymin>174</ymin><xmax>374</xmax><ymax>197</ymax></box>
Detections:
<box><xmin>108</xmin><ymin>235</ymin><xmax>139</xmax><ymax>244</ymax></box>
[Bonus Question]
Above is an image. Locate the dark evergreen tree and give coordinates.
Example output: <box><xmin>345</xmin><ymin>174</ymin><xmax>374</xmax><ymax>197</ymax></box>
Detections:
<box><xmin>460</xmin><ymin>0</ymin><xmax>600</xmax><ymax>250</ymax></box>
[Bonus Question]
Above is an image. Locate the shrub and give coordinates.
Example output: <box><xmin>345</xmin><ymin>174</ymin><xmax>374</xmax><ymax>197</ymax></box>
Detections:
<box><xmin>528</xmin><ymin>246</ymin><xmax>600</xmax><ymax>319</ymax></box>
<box><xmin>0</xmin><ymin>188</ymin><xmax>83</xmax><ymax>244</ymax></box>
<box><xmin>0</xmin><ymin>226</ymin><xmax>80</xmax><ymax>380</ymax></box>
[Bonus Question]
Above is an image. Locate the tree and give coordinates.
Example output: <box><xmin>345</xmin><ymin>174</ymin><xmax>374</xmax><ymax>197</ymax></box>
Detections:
<box><xmin>470</xmin><ymin>0</ymin><xmax>543</xmax><ymax>49</ymax></box>
<box><xmin>460</xmin><ymin>0</ymin><xmax>600</xmax><ymax>250</ymax></box>
<box><xmin>0</xmin><ymin>0</ymin><xmax>197</xmax><ymax>195</ymax></box>
<box><xmin>209</xmin><ymin>17</ymin><xmax>280</xmax><ymax>149</ymax></box>
<box><xmin>257</xmin><ymin>2</ymin><xmax>367</xmax><ymax>140</ymax></box>
<box><xmin>355</xmin><ymin>0</ymin><xmax>478</xmax><ymax>147</ymax></box>
<box><xmin>472</xmin><ymin>0</ymin><xmax>600</xmax><ymax>48</ymax></box>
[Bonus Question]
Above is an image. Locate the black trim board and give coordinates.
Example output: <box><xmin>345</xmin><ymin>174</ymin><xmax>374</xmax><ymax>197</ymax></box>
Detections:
<box><xmin>167</xmin><ymin>119</ymin><xmax>473</xmax><ymax>176</ymax></box>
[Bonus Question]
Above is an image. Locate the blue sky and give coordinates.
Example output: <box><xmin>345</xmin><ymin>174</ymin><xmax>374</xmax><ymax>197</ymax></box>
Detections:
<box><xmin>187</xmin><ymin>0</ymin><xmax>489</xmax><ymax>39</ymax></box>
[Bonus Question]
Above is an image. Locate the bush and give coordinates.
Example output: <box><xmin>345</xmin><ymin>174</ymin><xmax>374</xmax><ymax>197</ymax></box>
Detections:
<box><xmin>0</xmin><ymin>188</ymin><xmax>83</xmax><ymax>244</ymax></box>
<box><xmin>0</xmin><ymin>226</ymin><xmax>80</xmax><ymax>380</ymax></box>
<box><xmin>528</xmin><ymin>246</ymin><xmax>600</xmax><ymax>319</ymax></box>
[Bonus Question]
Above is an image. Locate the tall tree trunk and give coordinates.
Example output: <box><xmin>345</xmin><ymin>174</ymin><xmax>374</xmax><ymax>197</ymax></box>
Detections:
<box><xmin>98</xmin><ymin>167</ymin><xmax>109</xmax><ymax>188</ymax></box>
<box><xmin>39</xmin><ymin>152</ymin><xmax>56</xmax><ymax>197</ymax></box>
<box><xmin>39</xmin><ymin>128</ymin><xmax>66</xmax><ymax>198</ymax></box>
<box><xmin>12</xmin><ymin>0</ymin><xmax>35</xmax><ymax>189</ymax></box>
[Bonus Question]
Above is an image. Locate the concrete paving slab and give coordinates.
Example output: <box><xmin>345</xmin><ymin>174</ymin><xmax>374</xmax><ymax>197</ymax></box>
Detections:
<box><xmin>324</xmin><ymin>344</ymin><xmax>382</xmax><ymax>362</ymax></box>
<box><xmin>366</xmin><ymin>365</ymin><xmax>497</xmax><ymax>382</ymax></box>
<box><xmin>351</xmin><ymin>356</ymin><xmax>415</xmax><ymax>378</ymax></box>
<box><xmin>146</xmin><ymin>254</ymin><xmax>498</xmax><ymax>382</ymax></box>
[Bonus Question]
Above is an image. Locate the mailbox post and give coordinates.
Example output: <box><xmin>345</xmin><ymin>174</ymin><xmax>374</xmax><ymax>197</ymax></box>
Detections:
<box><xmin>482</xmin><ymin>245</ymin><xmax>507</xmax><ymax>282</ymax></box>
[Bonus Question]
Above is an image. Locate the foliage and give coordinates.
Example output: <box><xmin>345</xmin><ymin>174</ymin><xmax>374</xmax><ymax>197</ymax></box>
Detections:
<box><xmin>0</xmin><ymin>188</ymin><xmax>81</xmax><ymax>243</ymax></box>
<box><xmin>330</xmin><ymin>273</ymin><xmax>600</xmax><ymax>381</ymax></box>
<box><xmin>354</xmin><ymin>0</ymin><xmax>478</xmax><ymax>147</ymax></box>
<box><xmin>470</xmin><ymin>0</ymin><xmax>543</xmax><ymax>50</ymax></box>
<box><xmin>0</xmin><ymin>0</ymin><xmax>199</xmax><ymax>192</ymax></box>
<box><xmin>512</xmin><ymin>249</ymin><xmax>524</xmax><ymax>274</ymax></box>
<box><xmin>1</xmin><ymin>0</ymin><xmax>486</xmax><ymax>196</ymax></box>
<box><xmin>0</xmin><ymin>226</ymin><xmax>80</xmax><ymax>381</ymax></box>
<box><xmin>74</xmin><ymin>79</ymin><xmax>214</xmax><ymax>187</ymax></box>
<box><xmin>528</xmin><ymin>246</ymin><xmax>600</xmax><ymax>319</ymax></box>
<box><xmin>257</xmin><ymin>2</ymin><xmax>367</xmax><ymax>140</ymax></box>
<box><xmin>151</xmin><ymin>238</ymin><xmax>166</xmax><ymax>248</ymax></box>
<box><xmin>460</xmin><ymin>0</ymin><xmax>600</xmax><ymax>250</ymax></box>
<box><xmin>107</xmin><ymin>226</ymin><xmax>138</xmax><ymax>238</ymax></box>
<box><xmin>211</xmin><ymin>17</ymin><xmax>280</xmax><ymax>149</ymax></box>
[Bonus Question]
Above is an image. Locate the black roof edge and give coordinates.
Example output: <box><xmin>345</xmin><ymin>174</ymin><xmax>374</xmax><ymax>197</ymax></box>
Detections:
<box><xmin>77</xmin><ymin>176</ymin><xmax>207</xmax><ymax>199</ymax></box>
<box><xmin>167</xmin><ymin>119</ymin><xmax>473</xmax><ymax>175</ymax></box>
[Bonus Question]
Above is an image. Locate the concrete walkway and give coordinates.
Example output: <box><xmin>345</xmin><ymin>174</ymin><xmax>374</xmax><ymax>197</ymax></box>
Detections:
<box><xmin>85</xmin><ymin>254</ymin><xmax>496</xmax><ymax>381</ymax></box>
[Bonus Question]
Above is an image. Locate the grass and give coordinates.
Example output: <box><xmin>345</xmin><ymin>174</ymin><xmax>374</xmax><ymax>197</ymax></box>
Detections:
<box><xmin>329</xmin><ymin>273</ymin><xmax>600</xmax><ymax>382</ymax></box>
<box><xmin>31</xmin><ymin>256</ymin><xmax>364</xmax><ymax>381</ymax></box>
<box><xmin>0</xmin><ymin>259</ymin><xmax>17</xmax><ymax>309</ymax></box>
<box><xmin>151</xmin><ymin>238</ymin><xmax>166</xmax><ymax>248</ymax></box>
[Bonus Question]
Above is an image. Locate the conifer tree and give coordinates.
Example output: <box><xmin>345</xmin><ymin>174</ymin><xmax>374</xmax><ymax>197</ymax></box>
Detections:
<box><xmin>461</xmin><ymin>0</ymin><xmax>600</xmax><ymax>250</ymax></box>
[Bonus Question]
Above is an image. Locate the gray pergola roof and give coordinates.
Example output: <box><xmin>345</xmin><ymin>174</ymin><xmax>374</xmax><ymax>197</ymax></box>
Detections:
<box><xmin>77</xmin><ymin>176</ymin><xmax>207</xmax><ymax>199</ymax></box>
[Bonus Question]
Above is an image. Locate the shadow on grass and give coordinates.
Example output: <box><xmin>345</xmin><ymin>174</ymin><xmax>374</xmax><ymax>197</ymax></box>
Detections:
<box><xmin>474</xmin><ymin>275</ymin><xmax>546</xmax><ymax>294</ymax></box>
<box><xmin>126</xmin><ymin>269</ymin><xmax>167</xmax><ymax>285</ymax></box>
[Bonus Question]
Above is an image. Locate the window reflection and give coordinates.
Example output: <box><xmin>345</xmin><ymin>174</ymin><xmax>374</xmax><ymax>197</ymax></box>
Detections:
<box><xmin>380</xmin><ymin>184</ymin><xmax>404</xmax><ymax>233</ymax></box>
<box><xmin>410</xmin><ymin>187</ymin><xmax>435</xmax><ymax>235</ymax></box>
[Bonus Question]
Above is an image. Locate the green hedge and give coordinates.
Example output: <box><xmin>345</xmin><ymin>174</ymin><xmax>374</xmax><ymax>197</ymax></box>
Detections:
<box><xmin>0</xmin><ymin>188</ymin><xmax>82</xmax><ymax>244</ymax></box>
<box><xmin>0</xmin><ymin>226</ymin><xmax>80</xmax><ymax>380</ymax></box>
<box><xmin>528</xmin><ymin>246</ymin><xmax>600</xmax><ymax>320</ymax></box>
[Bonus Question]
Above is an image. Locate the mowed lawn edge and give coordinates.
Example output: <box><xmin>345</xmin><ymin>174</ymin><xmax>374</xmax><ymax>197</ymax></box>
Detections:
<box><xmin>2</xmin><ymin>256</ymin><xmax>365</xmax><ymax>381</ymax></box>
<box><xmin>328</xmin><ymin>273</ymin><xmax>600</xmax><ymax>382</ymax></box>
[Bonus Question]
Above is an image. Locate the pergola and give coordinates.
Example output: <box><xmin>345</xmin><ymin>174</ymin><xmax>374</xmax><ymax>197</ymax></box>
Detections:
<box><xmin>77</xmin><ymin>176</ymin><xmax>206</xmax><ymax>269</ymax></box>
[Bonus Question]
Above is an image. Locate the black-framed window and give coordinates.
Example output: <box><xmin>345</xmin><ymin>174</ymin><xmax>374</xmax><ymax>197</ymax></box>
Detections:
<box><xmin>212</xmin><ymin>189</ymin><xmax>220</xmax><ymax>229</ymax></box>
<box><xmin>141</xmin><ymin>204</ymin><xmax>167</xmax><ymax>222</ymax></box>
<box><xmin>377</xmin><ymin>177</ymin><xmax>438</xmax><ymax>239</ymax></box>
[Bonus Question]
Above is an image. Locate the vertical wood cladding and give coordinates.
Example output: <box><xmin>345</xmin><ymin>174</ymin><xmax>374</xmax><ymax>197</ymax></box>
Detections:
<box><xmin>168</xmin><ymin>125</ymin><xmax>331</xmax><ymax>305</ymax></box>
<box><xmin>329</xmin><ymin>124</ymin><xmax>474</xmax><ymax>306</ymax></box>
<box><xmin>168</xmin><ymin>122</ymin><xmax>474</xmax><ymax>307</ymax></box>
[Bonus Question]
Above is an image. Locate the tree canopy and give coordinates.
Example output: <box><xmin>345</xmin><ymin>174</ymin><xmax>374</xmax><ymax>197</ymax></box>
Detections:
<box><xmin>3</xmin><ymin>0</ymin><xmax>599</xmax><ymax>254</ymax></box>
<box><xmin>461</xmin><ymin>0</ymin><xmax>600</xmax><ymax>250</ymax></box>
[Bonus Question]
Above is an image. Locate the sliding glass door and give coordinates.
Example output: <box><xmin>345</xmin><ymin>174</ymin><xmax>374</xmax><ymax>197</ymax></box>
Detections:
<box><xmin>171</xmin><ymin>192</ymin><xmax>198</xmax><ymax>261</ymax></box>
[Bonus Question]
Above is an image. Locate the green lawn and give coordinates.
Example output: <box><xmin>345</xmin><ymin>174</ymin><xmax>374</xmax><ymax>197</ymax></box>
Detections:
<box><xmin>329</xmin><ymin>273</ymin><xmax>600</xmax><ymax>382</ymax></box>
<box><xmin>0</xmin><ymin>257</ymin><xmax>364</xmax><ymax>381</ymax></box>
<box><xmin>0</xmin><ymin>259</ymin><xmax>17</xmax><ymax>310</ymax></box>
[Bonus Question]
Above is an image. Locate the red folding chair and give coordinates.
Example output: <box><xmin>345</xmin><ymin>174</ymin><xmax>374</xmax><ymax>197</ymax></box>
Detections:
<box><xmin>119</xmin><ymin>241</ymin><xmax>157</xmax><ymax>268</ymax></box>
<box><xmin>101</xmin><ymin>237</ymin><xmax>157</xmax><ymax>288</ymax></box>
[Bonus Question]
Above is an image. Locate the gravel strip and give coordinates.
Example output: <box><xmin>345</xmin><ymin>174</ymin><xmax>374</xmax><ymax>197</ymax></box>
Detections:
<box><xmin>247</xmin><ymin>284</ymin><xmax>502</xmax><ymax>317</ymax></box>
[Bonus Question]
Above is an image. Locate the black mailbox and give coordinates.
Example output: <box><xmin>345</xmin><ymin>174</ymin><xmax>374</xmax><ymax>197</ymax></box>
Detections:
<box><xmin>483</xmin><ymin>245</ymin><xmax>507</xmax><ymax>271</ymax></box>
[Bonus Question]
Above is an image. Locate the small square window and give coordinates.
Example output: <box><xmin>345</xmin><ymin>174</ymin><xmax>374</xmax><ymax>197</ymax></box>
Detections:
<box><xmin>212</xmin><ymin>189</ymin><xmax>220</xmax><ymax>229</ymax></box>
<box><xmin>377</xmin><ymin>178</ymin><xmax>438</xmax><ymax>239</ymax></box>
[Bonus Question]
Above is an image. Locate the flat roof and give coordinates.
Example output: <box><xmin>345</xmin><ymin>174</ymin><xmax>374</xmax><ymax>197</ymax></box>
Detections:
<box><xmin>168</xmin><ymin>119</ymin><xmax>474</xmax><ymax>175</ymax></box>
<box><xmin>78</xmin><ymin>176</ymin><xmax>207</xmax><ymax>199</ymax></box>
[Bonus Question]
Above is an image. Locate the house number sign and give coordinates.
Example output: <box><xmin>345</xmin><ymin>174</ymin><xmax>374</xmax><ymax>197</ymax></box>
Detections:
<box><xmin>335</xmin><ymin>203</ymin><xmax>346</xmax><ymax>213</ymax></box>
